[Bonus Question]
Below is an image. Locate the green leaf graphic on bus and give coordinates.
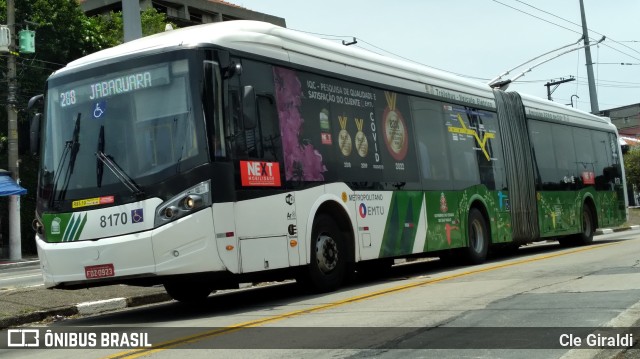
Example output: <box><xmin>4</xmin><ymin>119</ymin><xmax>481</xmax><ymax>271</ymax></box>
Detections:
<box><xmin>43</xmin><ymin>213</ymin><xmax>88</xmax><ymax>243</ymax></box>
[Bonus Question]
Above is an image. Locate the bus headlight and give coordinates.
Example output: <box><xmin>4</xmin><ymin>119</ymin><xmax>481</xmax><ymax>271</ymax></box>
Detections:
<box><xmin>183</xmin><ymin>194</ymin><xmax>203</xmax><ymax>210</ymax></box>
<box><xmin>155</xmin><ymin>180</ymin><xmax>211</xmax><ymax>227</ymax></box>
<box><xmin>163</xmin><ymin>206</ymin><xmax>180</xmax><ymax>219</ymax></box>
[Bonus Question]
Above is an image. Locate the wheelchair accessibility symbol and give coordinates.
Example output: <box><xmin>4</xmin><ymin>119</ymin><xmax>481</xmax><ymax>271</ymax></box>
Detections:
<box><xmin>93</xmin><ymin>100</ymin><xmax>106</xmax><ymax>119</ymax></box>
<box><xmin>131</xmin><ymin>209</ymin><xmax>144</xmax><ymax>223</ymax></box>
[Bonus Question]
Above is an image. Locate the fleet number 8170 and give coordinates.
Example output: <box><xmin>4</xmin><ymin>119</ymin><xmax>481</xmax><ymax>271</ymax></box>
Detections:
<box><xmin>100</xmin><ymin>212</ymin><xmax>128</xmax><ymax>228</ymax></box>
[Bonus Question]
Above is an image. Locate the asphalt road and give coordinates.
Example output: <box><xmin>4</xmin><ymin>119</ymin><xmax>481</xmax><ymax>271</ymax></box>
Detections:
<box><xmin>2</xmin><ymin>230</ymin><xmax>640</xmax><ymax>358</ymax></box>
<box><xmin>0</xmin><ymin>265</ymin><xmax>43</xmax><ymax>290</ymax></box>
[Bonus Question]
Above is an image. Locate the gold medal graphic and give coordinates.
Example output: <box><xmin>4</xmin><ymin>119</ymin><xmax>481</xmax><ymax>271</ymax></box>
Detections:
<box><xmin>383</xmin><ymin>92</ymin><xmax>408</xmax><ymax>160</ymax></box>
<box><xmin>354</xmin><ymin>117</ymin><xmax>368</xmax><ymax>157</ymax></box>
<box><xmin>338</xmin><ymin>115</ymin><xmax>352</xmax><ymax>156</ymax></box>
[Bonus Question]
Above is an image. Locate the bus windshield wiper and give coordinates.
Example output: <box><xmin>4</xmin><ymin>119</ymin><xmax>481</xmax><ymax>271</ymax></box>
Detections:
<box><xmin>96</xmin><ymin>126</ymin><xmax>105</xmax><ymax>187</ymax></box>
<box><xmin>51</xmin><ymin>113</ymin><xmax>81</xmax><ymax>207</ymax></box>
<box><xmin>95</xmin><ymin>125</ymin><xmax>144</xmax><ymax>197</ymax></box>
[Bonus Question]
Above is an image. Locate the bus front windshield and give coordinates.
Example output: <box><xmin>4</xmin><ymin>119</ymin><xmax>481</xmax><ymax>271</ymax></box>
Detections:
<box><xmin>42</xmin><ymin>56</ymin><xmax>205</xmax><ymax>206</ymax></box>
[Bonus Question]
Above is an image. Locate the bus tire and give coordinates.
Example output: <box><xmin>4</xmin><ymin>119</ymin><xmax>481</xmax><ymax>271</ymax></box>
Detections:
<box><xmin>164</xmin><ymin>281</ymin><xmax>214</xmax><ymax>303</ymax></box>
<box><xmin>302</xmin><ymin>214</ymin><xmax>346</xmax><ymax>292</ymax></box>
<box><xmin>560</xmin><ymin>205</ymin><xmax>595</xmax><ymax>246</ymax></box>
<box><xmin>463</xmin><ymin>208</ymin><xmax>489</xmax><ymax>264</ymax></box>
<box><xmin>576</xmin><ymin>205</ymin><xmax>595</xmax><ymax>245</ymax></box>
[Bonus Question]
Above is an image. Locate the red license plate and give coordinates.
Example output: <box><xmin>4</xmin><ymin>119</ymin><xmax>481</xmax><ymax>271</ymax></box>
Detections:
<box><xmin>85</xmin><ymin>264</ymin><xmax>115</xmax><ymax>279</ymax></box>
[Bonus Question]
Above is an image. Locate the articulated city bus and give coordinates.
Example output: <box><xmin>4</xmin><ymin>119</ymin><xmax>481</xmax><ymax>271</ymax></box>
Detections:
<box><xmin>30</xmin><ymin>20</ymin><xmax>627</xmax><ymax>302</ymax></box>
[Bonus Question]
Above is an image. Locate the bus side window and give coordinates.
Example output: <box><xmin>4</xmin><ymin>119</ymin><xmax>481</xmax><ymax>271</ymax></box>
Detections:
<box><xmin>257</xmin><ymin>94</ymin><xmax>281</xmax><ymax>162</ymax></box>
<box><xmin>573</xmin><ymin>127</ymin><xmax>595</xmax><ymax>188</ymax></box>
<box><xmin>591</xmin><ymin>130</ymin><xmax>613</xmax><ymax>190</ymax></box>
<box><xmin>409</xmin><ymin>97</ymin><xmax>452</xmax><ymax>190</ymax></box>
<box><xmin>238</xmin><ymin>59</ymin><xmax>282</xmax><ymax>162</ymax></box>
<box><xmin>528</xmin><ymin>120</ymin><xmax>556</xmax><ymax>190</ymax></box>
<box><xmin>552</xmin><ymin>124</ymin><xmax>577</xmax><ymax>190</ymax></box>
<box><xmin>227</xmin><ymin>88</ymin><xmax>248</xmax><ymax>158</ymax></box>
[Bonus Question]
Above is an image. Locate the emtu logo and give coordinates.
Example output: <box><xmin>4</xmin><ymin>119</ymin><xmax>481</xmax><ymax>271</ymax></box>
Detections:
<box><xmin>359</xmin><ymin>203</ymin><xmax>367</xmax><ymax>218</ymax></box>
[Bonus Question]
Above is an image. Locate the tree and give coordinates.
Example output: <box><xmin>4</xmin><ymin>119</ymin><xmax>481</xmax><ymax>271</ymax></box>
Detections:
<box><xmin>0</xmin><ymin>1</ymin><xmax>174</xmax><ymax>255</ymax></box>
<box><xmin>93</xmin><ymin>7</ymin><xmax>177</xmax><ymax>45</ymax></box>
<box><xmin>624</xmin><ymin>148</ymin><xmax>640</xmax><ymax>197</ymax></box>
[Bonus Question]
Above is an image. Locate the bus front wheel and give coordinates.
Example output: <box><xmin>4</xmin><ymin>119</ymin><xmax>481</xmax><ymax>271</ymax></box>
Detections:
<box><xmin>300</xmin><ymin>214</ymin><xmax>346</xmax><ymax>292</ymax></box>
<box><xmin>164</xmin><ymin>280</ymin><xmax>214</xmax><ymax>303</ymax></box>
<box><xmin>463</xmin><ymin>208</ymin><xmax>489</xmax><ymax>264</ymax></box>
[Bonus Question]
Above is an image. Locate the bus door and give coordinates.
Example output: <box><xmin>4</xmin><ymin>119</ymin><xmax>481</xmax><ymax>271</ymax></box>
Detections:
<box><xmin>227</xmin><ymin>58</ymin><xmax>296</xmax><ymax>273</ymax></box>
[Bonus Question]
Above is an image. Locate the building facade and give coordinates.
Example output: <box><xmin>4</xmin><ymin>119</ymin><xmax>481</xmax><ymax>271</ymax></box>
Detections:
<box><xmin>79</xmin><ymin>0</ymin><xmax>286</xmax><ymax>28</ymax></box>
<box><xmin>601</xmin><ymin>103</ymin><xmax>640</xmax><ymax>138</ymax></box>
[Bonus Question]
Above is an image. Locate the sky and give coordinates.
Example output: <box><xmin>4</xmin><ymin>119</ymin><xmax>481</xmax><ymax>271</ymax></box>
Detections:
<box><xmin>233</xmin><ymin>0</ymin><xmax>640</xmax><ymax>114</ymax></box>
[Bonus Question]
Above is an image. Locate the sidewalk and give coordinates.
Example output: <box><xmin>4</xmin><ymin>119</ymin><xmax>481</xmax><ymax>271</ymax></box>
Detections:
<box><xmin>1</xmin><ymin>225</ymin><xmax>639</xmax><ymax>330</ymax></box>
<box><xmin>0</xmin><ymin>260</ymin><xmax>171</xmax><ymax>329</ymax></box>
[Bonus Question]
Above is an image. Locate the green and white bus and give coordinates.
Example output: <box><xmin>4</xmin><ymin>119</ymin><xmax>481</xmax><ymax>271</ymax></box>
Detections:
<box><xmin>31</xmin><ymin>20</ymin><xmax>627</xmax><ymax>302</ymax></box>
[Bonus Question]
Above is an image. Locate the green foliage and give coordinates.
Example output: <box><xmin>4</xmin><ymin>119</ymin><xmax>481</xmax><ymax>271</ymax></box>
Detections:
<box><xmin>0</xmin><ymin>1</ymin><xmax>174</xmax><ymax>256</ymax></box>
<box><xmin>86</xmin><ymin>8</ymin><xmax>177</xmax><ymax>46</ymax></box>
<box><xmin>624</xmin><ymin>148</ymin><xmax>640</xmax><ymax>191</ymax></box>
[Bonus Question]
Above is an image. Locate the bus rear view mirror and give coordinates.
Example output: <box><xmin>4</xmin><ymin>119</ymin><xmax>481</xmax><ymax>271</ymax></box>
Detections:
<box><xmin>621</xmin><ymin>144</ymin><xmax>629</xmax><ymax>154</ymax></box>
<box><xmin>30</xmin><ymin>113</ymin><xmax>42</xmax><ymax>156</ymax></box>
<box><xmin>27</xmin><ymin>94</ymin><xmax>44</xmax><ymax>155</ymax></box>
<box><xmin>27</xmin><ymin>94</ymin><xmax>43</xmax><ymax>111</ymax></box>
<box><xmin>243</xmin><ymin>85</ymin><xmax>257</xmax><ymax>130</ymax></box>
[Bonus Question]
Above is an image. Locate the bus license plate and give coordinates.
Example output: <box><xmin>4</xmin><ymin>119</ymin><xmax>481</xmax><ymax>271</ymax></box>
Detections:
<box><xmin>85</xmin><ymin>264</ymin><xmax>115</xmax><ymax>279</ymax></box>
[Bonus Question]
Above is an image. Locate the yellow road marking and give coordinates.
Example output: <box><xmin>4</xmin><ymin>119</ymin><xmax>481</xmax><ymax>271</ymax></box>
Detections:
<box><xmin>105</xmin><ymin>240</ymin><xmax>623</xmax><ymax>358</ymax></box>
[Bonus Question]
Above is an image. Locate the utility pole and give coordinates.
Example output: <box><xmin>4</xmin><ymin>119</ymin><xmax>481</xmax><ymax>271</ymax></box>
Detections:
<box><xmin>6</xmin><ymin>0</ymin><xmax>21</xmax><ymax>260</ymax></box>
<box><xmin>122</xmin><ymin>0</ymin><xmax>142</xmax><ymax>42</ymax></box>
<box><xmin>579</xmin><ymin>0</ymin><xmax>599</xmax><ymax>114</ymax></box>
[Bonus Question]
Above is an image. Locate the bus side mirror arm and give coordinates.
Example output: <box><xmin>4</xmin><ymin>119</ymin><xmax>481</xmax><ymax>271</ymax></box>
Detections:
<box><xmin>224</xmin><ymin>62</ymin><xmax>242</xmax><ymax>79</ymax></box>
<box><xmin>243</xmin><ymin>85</ymin><xmax>257</xmax><ymax>130</ymax></box>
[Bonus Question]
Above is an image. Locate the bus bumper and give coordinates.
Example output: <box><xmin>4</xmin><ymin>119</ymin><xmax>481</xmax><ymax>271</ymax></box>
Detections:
<box><xmin>36</xmin><ymin>208</ymin><xmax>225</xmax><ymax>288</ymax></box>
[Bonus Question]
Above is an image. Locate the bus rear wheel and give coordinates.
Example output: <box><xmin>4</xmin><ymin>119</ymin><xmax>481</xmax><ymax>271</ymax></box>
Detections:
<box><xmin>560</xmin><ymin>205</ymin><xmax>595</xmax><ymax>246</ymax></box>
<box><xmin>463</xmin><ymin>208</ymin><xmax>489</xmax><ymax>264</ymax></box>
<box><xmin>300</xmin><ymin>214</ymin><xmax>346</xmax><ymax>292</ymax></box>
<box><xmin>576</xmin><ymin>205</ymin><xmax>595</xmax><ymax>245</ymax></box>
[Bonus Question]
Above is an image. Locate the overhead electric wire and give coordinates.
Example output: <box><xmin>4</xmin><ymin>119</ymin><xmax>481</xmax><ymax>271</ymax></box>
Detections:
<box><xmin>513</xmin><ymin>0</ymin><xmax>640</xmax><ymax>58</ymax></box>
<box><xmin>494</xmin><ymin>0</ymin><xmax>640</xmax><ymax>63</ymax></box>
<box><xmin>491</xmin><ymin>0</ymin><xmax>583</xmax><ymax>36</ymax></box>
<box><xmin>290</xmin><ymin>27</ymin><xmax>490</xmax><ymax>81</ymax></box>
<box><xmin>294</xmin><ymin>3</ymin><xmax>639</xmax><ymax>89</ymax></box>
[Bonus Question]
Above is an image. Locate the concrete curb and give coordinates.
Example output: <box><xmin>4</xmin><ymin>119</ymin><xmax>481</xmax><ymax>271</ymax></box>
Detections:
<box><xmin>0</xmin><ymin>292</ymin><xmax>172</xmax><ymax>330</ymax></box>
<box><xmin>0</xmin><ymin>259</ymin><xmax>40</xmax><ymax>270</ymax></box>
<box><xmin>595</xmin><ymin>225</ymin><xmax>640</xmax><ymax>235</ymax></box>
<box><xmin>595</xmin><ymin>228</ymin><xmax>614</xmax><ymax>234</ymax></box>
